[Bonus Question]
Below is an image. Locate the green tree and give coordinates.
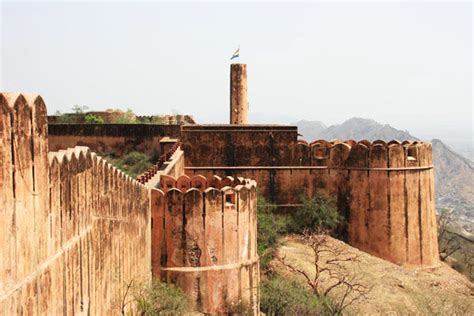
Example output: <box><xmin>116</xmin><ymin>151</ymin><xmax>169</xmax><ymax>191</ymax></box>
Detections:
<box><xmin>84</xmin><ymin>114</ymin><xmax>104</xmax><ymax>124</ymax></box>
<box><xmin>288</xmin><ymin>193</ymin><xmax>341</xmax><ymax>234</ymax></box>
<box><xmin>257</xmin><ymin>195</ymin><xmax>289</xmax><ymax>270</ymax></box>
<box><xmin>56</xmin><ymin>113</ymin><xmax>78</xmax><ymax>123</ymax></box>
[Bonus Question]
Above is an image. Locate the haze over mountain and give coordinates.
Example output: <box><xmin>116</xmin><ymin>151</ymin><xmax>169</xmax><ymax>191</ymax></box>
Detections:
<box><xmin>296</xmin><ymin>118</ymin><xmax>417</xmax><ymax>142</ymax></box>
<box><xmin>293</xmin><ymin>118</ymin><xmax>474</xmax><ymax>216</ymax></box>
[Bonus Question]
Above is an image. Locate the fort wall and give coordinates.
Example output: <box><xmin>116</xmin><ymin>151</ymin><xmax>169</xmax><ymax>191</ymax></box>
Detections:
<box><xmin>2</xmin><ymin>93</ymin><xmax>261</xmax><ymax>314</ymax></box>
<box><xmin>181</xmin><ymin>125</ymin><xmax>298</xmax><ymax>166</ymax></box>
<box><xmin>151</xmin><ymin>175</ymin><xmax>259</xmax><ymax>314</ymax></box>
<box><xmin>48</xmin><ymin>123</ymin><xmax>180</xmax><ymax>155</ymax></box>
<box><xmin>183</xmin><ymin>127</ymin><xmax>439</xmax><ymax>267</ymax></box>
<box><xmin>0</xmin><ymin>94</ymin><xmax>151</xmax><ymax>314</ymax></box>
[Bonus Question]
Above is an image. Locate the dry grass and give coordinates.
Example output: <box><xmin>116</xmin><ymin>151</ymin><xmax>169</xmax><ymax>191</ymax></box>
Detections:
<box><xmin>272</xmin><ymin>235</ymin><xmax>474</xmax><ymax>315</ymax></box>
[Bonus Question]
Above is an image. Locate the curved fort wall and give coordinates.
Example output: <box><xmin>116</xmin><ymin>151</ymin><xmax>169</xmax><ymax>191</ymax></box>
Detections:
<box><xmin>182</xmin><ymin>126</ymin><xmax>439</xmax><ymax>267</ymax></box>
<box><xmin>0</xmin><ymin>93</ymin><xmax>151</xmax><ymax>314</ymax></box>
<box><xmin>151</xmin><ymin>175</ymin><xmax>260</xmax><ymax>314</ymax></box>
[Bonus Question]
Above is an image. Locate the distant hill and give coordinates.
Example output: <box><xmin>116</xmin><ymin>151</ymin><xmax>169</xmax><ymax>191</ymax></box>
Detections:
<box><xmin>431</xmin><ymin>139</ymin><xmax>474</xmax><ymax>213</ymax></box>
<box><xmin>292</xmin><ymin>118</ymin><xmax>474</xmax><ymax>218</ymax></box>
<box><xmin>295</xmin><ymin>118</ymin><xmax>416</xmax><ymax>141</ymax></box>
<box><xmin>294</xmin><ymin>120</ymin><xmax>327</xmax><ymax>139</ymax></box>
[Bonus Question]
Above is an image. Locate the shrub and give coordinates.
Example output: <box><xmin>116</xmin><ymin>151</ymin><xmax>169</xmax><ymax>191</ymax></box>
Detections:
<box><xmin>132</xmin><ymin>280</ymin><xmax>191</xmax><ymax>315</ymax></box>
<box><xmin>128</xmin><ymin>160</ymin><xmax>153</xmax><ymax>178</ymax></box>
<box><xmin>288</xmin><ymin>193</ymin><xmax>340</xmax><ymax>234</ymax></box>
<box><xmin>141</xmin><ymin>116</ymin><xmax>165</xmax><ymax>124</ymax></box>
<box><xmin>102</xmin><ymin>151</ymin><xmax>153</xmax><ymax>178</ymax></box>
<box><xmin>150</xmin><ymin>116</ymin><xmax>164</xmax><ymax>124</ymax></box>
<box><xmin>257</xmin><ymin>195</ymin><xmax>289</xmax><ymax>270</ymax></box>
<box><xmin>224</xmin><ymin>299</ymin><xmax>253</xmax><ymax>314</ymax></box>
<box><xmin>123</xmin><ymin>151</ymin><xmax>149</xmax><ymax>165</ymax></box>
<box><xmin>113</xmin><ymin>109</ymin><xmax>137</xmax><ymax>124</ymax></box>
<box><xmin>84</xmin><ymin>114</ymin><xmax>104</xmax><ymax>124</ymax></box>
<box><xmin>56</xmin><ymin>113</ymin><xmax>80</xmax><ymax>123</ymax></box>
<box><xmin>260</xmin><ymin>274</ymin><xmax>333</xmax><ymax>316</ymax></box>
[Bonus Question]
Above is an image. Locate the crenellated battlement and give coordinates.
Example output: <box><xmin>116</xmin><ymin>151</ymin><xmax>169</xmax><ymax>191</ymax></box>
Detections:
<box><xmin>0</xmin><ymin>93</ymin><xmax>151</xmax><ymax>314</ymax></box>
<box><xmin>1</xmin><ymin>89</ymin><xmax>439</xmax><ymax>314</ymax></box>
<box><xmin>158</xmin><ymin>174</ymin><xmax>257</xmax><ymax>192</ymax></box>
<box><xmin>182</xmin><ymin>128</ymin><xmax>439</xmax><ymax>268</ymax></box>
<box><xmin>294</xmin><ymin>139</ymin><xmax>433</xmax><ymax>169</ymax></box>
<box><xmin>151</xmin><ymin>174</ymin><xmax>259</xmax><ymax>314</ymax></box>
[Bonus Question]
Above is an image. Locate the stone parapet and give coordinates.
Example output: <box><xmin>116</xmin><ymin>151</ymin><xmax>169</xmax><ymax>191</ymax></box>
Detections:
<box><xmin>151</xmin><ymin>175</ymin><xmax>259</xmax><ymax>314</ymax></box>
<box><xmin>184</xmin><ymin>139</ymin><xmax>439</xmax><ymax>268</ymax></box>
<box><xmin>0</xmin><ymin>93</ymin><xmax>151</xmax><ymax>314</ymax></box>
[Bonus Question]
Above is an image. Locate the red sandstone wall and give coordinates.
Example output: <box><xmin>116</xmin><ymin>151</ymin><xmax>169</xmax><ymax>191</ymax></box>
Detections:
<box><xmin>48</xmin><ymin>135</ymin><xmax>166</xmax><ymax>156</ymax></box>
<box><xmin>151</xmin><ymin>175</ymin><xmax>259</xmax><ymax>314</ymax></box>
<box><xmin>181</xmin><ymin>125</ymin><xmax>298</xmax><ymax>166</ymax></box>
<box><xmin>185</xmin><ymin>139</ymin><xmax>439</xmax><ymax>268</ymax></box>
<box><xmin>48</xmin><ymin>123</ymin><xmax>180</xmax><ymax>156</ymax></box>
<box><xmin>0</xmin><ymin>94</ymin><xmax>151</xmax><ymax>314</ymax></box>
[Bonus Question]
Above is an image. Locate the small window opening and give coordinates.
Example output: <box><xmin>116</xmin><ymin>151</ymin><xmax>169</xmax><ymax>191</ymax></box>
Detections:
<box><xmin>407</xmin><ymin>147</ymin><xmax>418</xmax><ymax>161</ymax></box>
<box><xmin>225</xmin><ymin>194</ymin><xmax>235</xmax><ymax>204</ymax></box>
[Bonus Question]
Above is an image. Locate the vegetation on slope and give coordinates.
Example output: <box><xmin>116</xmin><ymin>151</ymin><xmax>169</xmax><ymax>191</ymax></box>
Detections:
<box><xmin>432</xmin><ymin>139</ymin><xmax>474</xmax><ymax>231</ymax></box>
<box><xmin>274</xmin><ymin>236</ymin><xmax>473</xmax><ymax>315</ymax></box>
<box><xmin>257</xmin><ymin>193</ymin><xmax>357</xmax><ymax>315</ymax></box>
<box><xmin>119</xmin><ymin>279</ymin><xmax>191</xmax><ymax>315</ymax></box>
<box><xmin>438</xmin><ymin>208</ymin><xmax>474</xmax><ymax>281</ymax></box>
<box><xmin>260</xmin><ymin>274</ymin><xmax>333</xmax><ymax>315</ymax></box>
<box><xmin>258</xmin><ymin>192</ymin><xmax>474</xmax><ymax>315</ymax></box>
<box><xmin>132</xmin><ymin>280</ymin><xmax>191</xmax><ymax>315</ymax></box>
<box><xmin>102</xmin><ymin>151</ymin><xmax>154</xmax><ymax>178</ymax></box>
<box><xmin>256</xmin><ymin>195</ymin><xmax>289</xmax><ymax>270</ymax></box>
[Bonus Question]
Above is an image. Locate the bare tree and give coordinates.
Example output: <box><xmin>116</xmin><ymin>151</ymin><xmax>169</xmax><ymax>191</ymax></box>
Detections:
<box><xmin>438</xmin><ymin>208</ymin><xmax>462</xmax><ymax>261</ymax></box>
<box><xmin>71</xmin><ymin>104</ymin><xmax>89</xmax><ymax>114</ymax></box>
<box><xmin>277</xmin><ymin>231</ymin><xmax>371</xmax><ymax>313</ymax></box>
<box><xmin>119</xmin><ymin>279</ymin><xmax>135</xmax><ymax>315</ymax></box>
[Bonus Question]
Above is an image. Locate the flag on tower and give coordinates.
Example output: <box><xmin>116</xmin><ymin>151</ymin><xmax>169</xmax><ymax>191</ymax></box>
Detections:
<box><xmin>230</xmin><ymin>48</ymin><xmax>240</xmax><ymax>60</ymax></box>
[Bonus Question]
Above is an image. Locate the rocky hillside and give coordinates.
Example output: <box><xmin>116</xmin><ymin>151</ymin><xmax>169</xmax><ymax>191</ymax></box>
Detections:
<box><xmin>296</xmin><ymin>118</ymin><xmax>416</xmax><ymax>142</ymax></box>
<box><xmin>431</xmin><ymin>139</ymin><xmax>474</xmax><ymax>213</ymax></box>
<box><xmin>274</xmin><ymin>236</ymin><xmax>473</xmax><ymax>315</ymax></box>
<box><xmin>293</xmin><ymin>118</ymin><xmax>474</xmax><ymax>218</ymax></box>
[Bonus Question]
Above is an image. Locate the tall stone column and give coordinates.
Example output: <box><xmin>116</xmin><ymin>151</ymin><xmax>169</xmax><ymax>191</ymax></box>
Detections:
<box><xmin>230</xmin><ymin>63</ymin><xmax>248</xmax><ymax>124</ymax></box>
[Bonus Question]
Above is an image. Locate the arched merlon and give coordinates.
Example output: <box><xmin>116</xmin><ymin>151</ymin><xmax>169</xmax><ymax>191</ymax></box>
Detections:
<box><xmin>150</xmin><ymin>176</ymin><xmax>259</xmax><ymax>314</ymax></box>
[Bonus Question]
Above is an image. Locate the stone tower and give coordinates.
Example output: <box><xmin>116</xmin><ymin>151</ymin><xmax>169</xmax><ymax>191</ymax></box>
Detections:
<box><xmin>230</xmin><ymin>63</ymin><xmax>248</xmax><ymax>124</ymax></box>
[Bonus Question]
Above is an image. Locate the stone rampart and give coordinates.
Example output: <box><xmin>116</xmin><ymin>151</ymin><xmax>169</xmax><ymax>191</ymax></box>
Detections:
<box><xmin>151</xmin><ymin>175</ymin><xmax>259</xmax><ymax>314</ymax></box>
<box><xmin>48</xmin><ymin>123</ymin><xmax>180</xmax><ymax>155</ymax></box>
<box><xmin>0</xmin><ymin>93</ymin><xmax>151</xmax><ymax>314</ymax></box>
<box><xmin>186</xmin><ymin>139</ymin><xmax>439</xmax><ymax>267</ymax></box>
<box><xmin>181</xmin><ymin>124</ymin><xmax>298</xmax><ymax>166</ymax></box>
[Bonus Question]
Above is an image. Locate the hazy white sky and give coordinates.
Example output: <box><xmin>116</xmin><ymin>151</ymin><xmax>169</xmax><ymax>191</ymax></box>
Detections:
<box><xmin>1</xmin><ymin>1</ymin><xmax>472</xmax><ymax>144</ymax></box>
